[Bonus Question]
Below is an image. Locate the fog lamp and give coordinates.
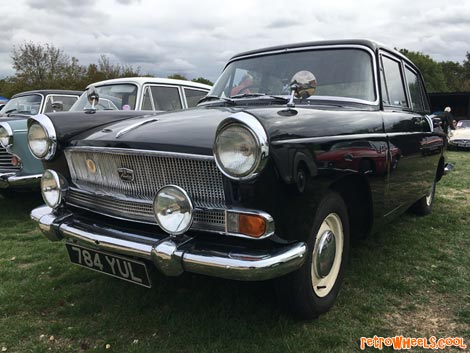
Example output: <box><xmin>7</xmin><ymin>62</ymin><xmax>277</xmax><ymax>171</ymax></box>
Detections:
<box><xmin>41</xmin><ymin>169</ymin><xmax>66</xmax><ymax>209</ymax></box>
<box><xmin>153</xmin><ymin>185</ymin><xmax>193</xmax><ymax>235</ymax></box>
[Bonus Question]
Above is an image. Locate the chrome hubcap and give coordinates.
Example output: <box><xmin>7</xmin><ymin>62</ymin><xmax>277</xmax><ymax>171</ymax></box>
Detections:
<box><xmin>315</xmin><ymin>230</ymin><xmax>336</xmax><ymax>278</ymax></box>
<box><xmin>311</xmin><ymin>213</ymin><xmax>343</xmax><ymax>298</ymax></box>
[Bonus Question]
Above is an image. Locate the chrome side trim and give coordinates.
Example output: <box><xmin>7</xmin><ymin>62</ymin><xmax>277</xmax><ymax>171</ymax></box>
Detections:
<box><xmin>0</xmin><ymin>173</ymin><xmax>42</xmax><ymax>189</ymax></box>
<box><xmin>31</xmin><ymin>205</ymin><xmax>306</xmax><ymax>281</ymax></box>
<box><xmin>272</xmin><ymin>131</ymin><xmax>429</xmax><ymax>145</ymax></box>
<box><xmin>116</xmin><ymin>117</ymin><xmax>159</xmax><ymax>138</ymax></box>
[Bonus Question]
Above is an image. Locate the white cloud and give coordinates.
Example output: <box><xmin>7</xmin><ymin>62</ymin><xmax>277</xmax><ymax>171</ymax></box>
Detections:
<box><xmin>1</xmin><ymin>0</ymin><xmax>470</xmax><ymax>82</ymax></box>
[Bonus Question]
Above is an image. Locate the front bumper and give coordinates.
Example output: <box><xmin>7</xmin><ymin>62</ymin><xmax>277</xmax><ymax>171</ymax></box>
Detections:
<box><xmin>0</xmin><ymin>172</ymin><xmax>42</xmax><ymax>189</ymax></box>
<box><xmin>31</xmin><ymin>205</ymin><xmax>307</xmax><ymax>281</ymax></box>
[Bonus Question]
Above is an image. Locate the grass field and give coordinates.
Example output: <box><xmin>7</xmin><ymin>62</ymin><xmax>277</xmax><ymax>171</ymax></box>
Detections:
<box><xmin>0</xmin><ymin>151</ymin><xmax>469</xmax><ymax>353</ymax></box>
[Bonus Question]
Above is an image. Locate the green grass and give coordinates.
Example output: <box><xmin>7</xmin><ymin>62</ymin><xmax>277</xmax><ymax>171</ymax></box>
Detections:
<box><xmin>1</xmin><ymin>151</ymin><xmax>469</xmax><ymax>353</ymax></box>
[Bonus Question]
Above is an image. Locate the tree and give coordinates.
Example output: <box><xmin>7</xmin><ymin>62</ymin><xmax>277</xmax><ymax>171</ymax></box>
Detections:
<box><xmin>11</xmin><ymin>42</ymin><xmax>71</xmax><ymax>89</ymax></box>
<box><xmin>192</xmin><ymin>77</ymin><xmax>213</xmax><ymax>86</ymax></box>
<box><xmin>399</xmin><ymin>49</ymin><xmax>448</xmax><ymax>92</ymax></box>
<box><xmin>167</xmin><ymin>74</ymin><xmax>188</xmax><ymax>81</ymax></box>
<box><xmin>440</xmin><ymin>61</ymin><xmax>465</xmax><ymax>92</ymax></box>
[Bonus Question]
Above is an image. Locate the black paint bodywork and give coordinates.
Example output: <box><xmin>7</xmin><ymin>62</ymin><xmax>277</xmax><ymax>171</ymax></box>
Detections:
<box><xmin>42</xmin><ymin>40</ymin><xmax>446</xmax><ymax>245</ymax></box>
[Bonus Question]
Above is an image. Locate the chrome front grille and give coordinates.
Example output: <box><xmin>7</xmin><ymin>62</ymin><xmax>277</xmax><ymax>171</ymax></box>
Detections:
<box><xmin>64</xmin><ymin>147</ymin><xmax>227</xmax><ymax>232</ymax></box>
<box><xmin>66</xmin><ymin>188</ymin><xmax>226</xmax><ymax>232</ymax></box>
<box><xmin>0</xmin><ymin>146</ymin><xmax>20</xmax><ymax>172</ymax></box>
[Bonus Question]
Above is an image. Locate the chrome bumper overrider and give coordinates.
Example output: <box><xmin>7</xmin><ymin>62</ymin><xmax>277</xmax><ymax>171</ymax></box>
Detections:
<box><xmin>0</xmin><ymin>172</ymin><xmax>42</xmax><ymax>189</ymax></box>
<box><xmin>31</xmin><ymin>205</ymin><xmax>307</xmax><ymax>281</ymax></box>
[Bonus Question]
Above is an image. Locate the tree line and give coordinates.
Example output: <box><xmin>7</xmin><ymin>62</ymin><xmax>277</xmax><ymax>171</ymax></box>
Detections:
<box><xmin>0</xmin><ymin>42</ymin><xmax>213</xmax><ymax>98</ymax></box>
<box><xmin>399</xmin><ymin>49</ymin><xmax>470</xmax><ymax>92</ymax></box>
<box><xmin>1</xmin><ymin>42</ymin><xmax>470</xmax><ymax>98</ymax></box>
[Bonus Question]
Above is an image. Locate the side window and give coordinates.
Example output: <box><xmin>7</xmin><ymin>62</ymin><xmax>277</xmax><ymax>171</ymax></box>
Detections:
<box><xmin>141</xmin><ymin>86</ymin><xmax>154</xmax><ymax>110</ymax></box>
<box><xmin>184</xmin><ymin>88</ymin><xmax>207</xmax><ymax>107</ymax></box>
<box><xmin>382</xmin><ymin>56</ymin><xmax>407</xmax><ymax>107</ymax></box>
<box><xmin>150</xmin><ymin>86</ymin><xmax>182</xmax><ymax>111</ymax></box>
<box><xmin>44</xmin><ymin>95</ymin><xmax>78</xmax><ymax>113</ymax></box>
<box><xmin>404</xmin><ymin>67</ymin><xmax>425</xmax><ymax>112</ymax></box>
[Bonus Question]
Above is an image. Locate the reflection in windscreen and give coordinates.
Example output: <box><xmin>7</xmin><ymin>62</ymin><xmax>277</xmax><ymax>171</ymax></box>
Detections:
<box><xmin>70</xmin><ymin>84</ymin><xmax>138</xmax><ymax>111</ymax></box>
<box><xmin>210</xmin><ymin>48</ymin><xmax>376</xmax><ymax>102</ymax></box>
<box><xmin>0</xmin><ymin>94</ymin><xmax>42</xmax><ymax>116</ymax></box>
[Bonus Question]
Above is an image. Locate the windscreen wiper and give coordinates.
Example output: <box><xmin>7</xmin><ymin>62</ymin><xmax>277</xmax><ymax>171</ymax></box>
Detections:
<box><xmin>230</xmin><ymin>93</ymin><xmax>289</xmax><ymax>103</ymax></box>
<box><xmin>198</xmin><ymin>95</ymin><xmax>235</xmax><ymax>105</ymax></box>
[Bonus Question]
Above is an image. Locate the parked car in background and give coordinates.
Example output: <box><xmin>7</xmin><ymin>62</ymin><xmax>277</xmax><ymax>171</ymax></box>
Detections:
<box><xmin>449</xmin><ymin>119</ymin><xmax>470</xmax><ymax>149</ymax></box>
<box><xmin>0</xmin><ymin>90</ymin><xmax>82</xmax><ymax>193</ymax></box>
<box><xmin>70</xmin><ymin>77</ymin><xmax>211</xmax><ymax>112</ymax></box>
<box><xmin>0</xmin><ymin>78</ymin><xmax>210</xmax><ymax>194</ymax></box>
<box><xmin>29</xmin><ymin>40</ymin><xmax>448</xmax><ymax>319</ymax></box>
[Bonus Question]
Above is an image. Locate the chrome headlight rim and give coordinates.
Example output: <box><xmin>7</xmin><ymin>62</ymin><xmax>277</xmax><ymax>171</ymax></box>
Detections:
<box><xmin>27</xmin><ymin>114</ymin><xmax>57</xmax><ymax>160</ymax></box>
<box><xmin>41</xmin><ymin>169</ymin><xmax>65</xmax><ymax>209</ymax></box>
<box><xmin>0</xmin><ymin>122</ymin><xmax>14</xmax><ymax>148</ymax></box>
<box><xmin>213</xmin><ymin>112</ymin><xmax>269</xmax><ymax>181</ymax></box>
<box><xmin>153</xmin><ymin>184</ymin><xmax>194</xmax><ymax>236</ymax></box>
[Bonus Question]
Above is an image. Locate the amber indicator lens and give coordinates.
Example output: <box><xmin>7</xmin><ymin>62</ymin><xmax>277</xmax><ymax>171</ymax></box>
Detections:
<box><xmin>239</xmin><ymin>214</ymin><xmax>266</xmax><ymax>238</ymax></box>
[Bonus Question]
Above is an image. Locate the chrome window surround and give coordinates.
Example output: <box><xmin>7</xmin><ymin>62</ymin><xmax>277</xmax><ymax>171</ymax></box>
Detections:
<box><xmin>214</xmin><ymin>111</ymin><xmax>269</xmax><ymax>181</ymax></box>
<box><xmin>27</xmin><ymin>114</ymin><xmax>57</xmax><ymax>161</ymax></box>
<box><xmin>0</xmin><ymin>122</ymin><xmax>14</xmax><ymax>149</ymax></box>
<box><xmin>222</xmin><ymin>44</ymin><xmax>380</xmax><ymax>106</ymax></box>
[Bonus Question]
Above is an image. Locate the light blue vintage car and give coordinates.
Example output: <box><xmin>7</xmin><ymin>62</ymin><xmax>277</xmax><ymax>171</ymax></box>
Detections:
<box><xmin>0</xmin><ymin>90</ymin><xmax>82</xmax><ymax>193</ymax></box>
<box><xmin>0</xmin><ymin>78</ymin><xmax>211</xmax><ymax>195</ymax></box>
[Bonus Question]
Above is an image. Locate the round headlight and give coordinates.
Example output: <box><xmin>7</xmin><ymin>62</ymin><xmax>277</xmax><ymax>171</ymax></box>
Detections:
<box><xmin>28</xmin><ymin>122</ymin><xmax>51</xmax><ymax>159</ymax></box>
<box><xmin>214</xmin><ymin>123</ymin><xmax>260</xmax><ymax>178</ymax></box>
<box><xmin>153</xmin><ymin>185</ymin><xmax>193</xmax><ymax>235</ymax></box>
<box><xmin>41</xmin><ymin>170</ymin><xmax>65</xmax><ymax>209</ymax></box>
<box><xmin>0</xmin><ymin>125</ymin><xmax>13</xmax><ymax>148</ymax></box>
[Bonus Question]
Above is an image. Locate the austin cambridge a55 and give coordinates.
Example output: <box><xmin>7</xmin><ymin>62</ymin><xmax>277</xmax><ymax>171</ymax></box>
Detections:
<box><xmin>0</xmin><ymin>90</ymin><xmax>81</xmax><ymax>192</ymax></box>
<box><xmin>29</xmin><ymin>40</ymin><xmax>448</xmax><ymax>319</ymax></box>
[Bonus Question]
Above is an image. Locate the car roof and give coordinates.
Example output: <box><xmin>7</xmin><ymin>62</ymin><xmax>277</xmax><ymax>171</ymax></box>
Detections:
<box><xmin>12</xmin><ymin>90</ymin><xmax>83</xmax><ymax>98</ymax></box>
<box><xmin>229</xmin><ymin>38</ymin><xmax>415</xmax><ymax>69</ymax></box>
<box><xmin>85</xmin><ymin>77</ymin><xmax>212</xmax><ymax>90</ymax></box>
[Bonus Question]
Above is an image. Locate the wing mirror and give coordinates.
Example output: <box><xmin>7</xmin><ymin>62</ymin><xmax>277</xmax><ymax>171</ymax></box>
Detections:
<box><xmin>85</xmin><ymin>86</ymin><xmax>100</xmax><ymax>114</ymax></box>
<box><xmin>287</xmin><ymin>71</ymin><xmax>317</xmax><ymax>108</ymax></box>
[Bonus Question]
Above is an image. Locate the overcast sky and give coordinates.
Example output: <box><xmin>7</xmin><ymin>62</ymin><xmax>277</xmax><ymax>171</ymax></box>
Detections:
<box><xmin>2</xmin><ymin>0</ymin><xmax>470</xmax><ymax>82</ymax></box>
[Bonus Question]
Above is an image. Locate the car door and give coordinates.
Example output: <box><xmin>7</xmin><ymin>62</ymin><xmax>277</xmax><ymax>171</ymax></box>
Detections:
<box><xmin>381</xmin><ymin>52</ymin><xmax>440</xmax><ymax>217</ymax></box>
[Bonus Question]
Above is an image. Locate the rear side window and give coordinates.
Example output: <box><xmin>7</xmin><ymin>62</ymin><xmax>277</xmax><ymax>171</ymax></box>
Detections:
<box><xmin>184</xmin><ymin>88</ymin><xmax>207</xmax><ymax>107</ymax></box>
<box><xmin>382</xmin><ymin>56</ymin><xmax>407</xmax><ymax>107</ymax></box>
<box><xmin>404</xmin><ymin>67</ymin><xmax>425</xmax><ymax>112</ymax></box>
<box><xmin>150</xmin><ymin>86</ymin><xmax>182</xmax><ymax>111</ymax></box>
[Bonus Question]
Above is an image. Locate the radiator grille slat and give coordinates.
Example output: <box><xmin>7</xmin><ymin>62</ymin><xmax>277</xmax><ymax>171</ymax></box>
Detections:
<box><xmin>64</xmin><ymin>147</ymin><xmax>227</xmax><ymax>232</ymax></box>
<box><xmin>0</xmin><ymin>146</ymin><xmax>21</xmax><ymax>172</ymax></box>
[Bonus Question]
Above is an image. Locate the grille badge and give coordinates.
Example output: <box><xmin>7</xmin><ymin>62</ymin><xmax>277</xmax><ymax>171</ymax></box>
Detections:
<box><xmin>86</xmin><ymin>159</ymin><xmax>97</xmax><ymax>174</ymax></box>
<box><xmin>118</xmin><ymin>168</ymin><xmax>135</xmax><ymax>182</ymax></box>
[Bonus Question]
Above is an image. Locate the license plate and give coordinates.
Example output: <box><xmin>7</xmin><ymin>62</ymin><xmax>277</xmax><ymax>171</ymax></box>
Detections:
<box><xmin>65</xmin><ymin>243</ymin><xmax>151</xmax><ymax>288</ymax></box>
<box><xmin>457</xmin><ymin>143</ymin><xmax>470</xmax><ymax>148</ymax></box>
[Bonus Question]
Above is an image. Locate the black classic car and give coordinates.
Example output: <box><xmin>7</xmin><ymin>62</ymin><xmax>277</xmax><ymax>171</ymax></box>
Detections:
<box><xmin>29</xmin><ymin>39</ymin><xmax>448</xmax><ymax>319</ymax></box>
